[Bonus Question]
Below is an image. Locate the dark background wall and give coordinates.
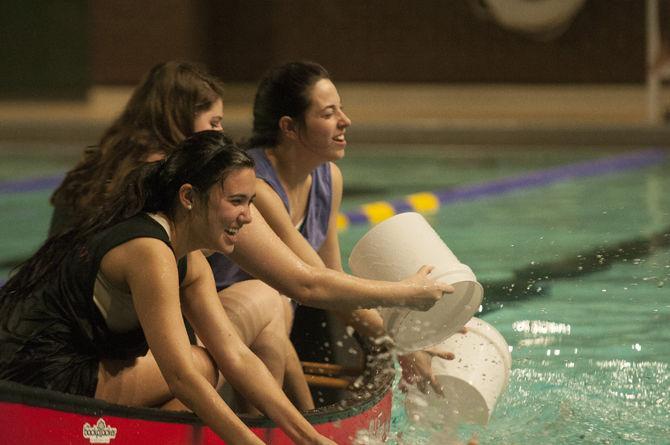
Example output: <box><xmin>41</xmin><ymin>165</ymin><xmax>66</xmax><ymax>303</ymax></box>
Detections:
<box><xmin>90</xmin><ymin>0</ymin><xmax>211</xmax><ymax>84</ymax></box>
<box><xmin>0</xmin><ymin>0</ymin><xmax>88</xmax><ymax>98</ymax></box>
<box><xmin>209</xmin><ymin>0</ymin><xmax>645</xmax><ymax>83</ymax></box>
<box><xmin>0</xmin><ymin>0</ymin><xmax>658</xmax><ymax>99</ymax></box>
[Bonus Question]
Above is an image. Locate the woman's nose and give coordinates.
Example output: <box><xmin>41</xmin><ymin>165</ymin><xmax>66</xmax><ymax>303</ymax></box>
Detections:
<box><xmin>339</xmin><ymin>110</ymin><xmax>351</xmax><ymax>128</ymax></box>
<box><xmin>240</xmin><ymin>205</ymin><xmax>253</xmax><ymax>224</ymax></box>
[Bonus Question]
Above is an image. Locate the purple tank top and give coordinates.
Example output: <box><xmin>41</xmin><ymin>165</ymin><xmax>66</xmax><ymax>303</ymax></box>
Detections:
<box><xmin>208</xmin><ymin>148</ymin><xmax>333</xmax><ymax>290</ymax></box>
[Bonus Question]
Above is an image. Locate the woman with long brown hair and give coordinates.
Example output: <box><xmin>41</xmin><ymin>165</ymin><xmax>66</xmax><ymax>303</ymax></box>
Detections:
<box><xmin>50</xmin><ymin>60</ymin><xmax>225</xmax><ymax>234</ymax></box>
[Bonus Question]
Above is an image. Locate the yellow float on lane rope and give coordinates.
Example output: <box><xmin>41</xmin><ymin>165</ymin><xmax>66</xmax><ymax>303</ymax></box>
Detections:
<box><xmin>336</xmin><ymin>213</ymin><xmax>349</xmax><ymax>231</ymax></box>
<box><xmin>360</xmin><ymin>201</ymin><xmax>396</xmax><ymax>225</ymax></box>
<box><xmin>406</xmin><ymin>192</ymin><xmax>440</xmax><ymax>214</ymax></box>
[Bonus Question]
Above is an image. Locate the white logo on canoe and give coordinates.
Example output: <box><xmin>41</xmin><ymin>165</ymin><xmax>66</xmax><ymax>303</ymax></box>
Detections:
<box><xmin>82</xmin><ymin>418</ymin><xmax>117</xmax><ymax>444</ymax></box>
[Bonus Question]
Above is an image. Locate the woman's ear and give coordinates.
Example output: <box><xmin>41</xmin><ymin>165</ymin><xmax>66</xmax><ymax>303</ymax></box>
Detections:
<box><xmin>278</xmin><ymin>115</ymin><xmax>298</xmax><ymax>141</ymax></box>
<box><xmin>178</xmin><ymin>184</ymin><xmax>195</xmax><ymax>211</ymax></box>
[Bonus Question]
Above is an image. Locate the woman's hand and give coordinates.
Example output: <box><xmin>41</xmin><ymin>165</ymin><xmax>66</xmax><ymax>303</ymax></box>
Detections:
<box><xmin>401</xmin><ymin>265</ymin><xmax>455</xmax><ymax>311</ymax></box>
<box><xmin>398</xmin><ymin>348</ymin><xmax>455</xmax><ymax>395</ymax></box>
<box><xmin>398</xmin><ymin>327</ymin><xmax>467</xmax><ymax>394</ymax></box>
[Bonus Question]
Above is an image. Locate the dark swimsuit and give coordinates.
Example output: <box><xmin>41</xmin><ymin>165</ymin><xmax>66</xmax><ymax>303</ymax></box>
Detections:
<box><xmin>0</xmin><ymin>214</ymin><xmax>187</xmax><ymax>397</ymax></box>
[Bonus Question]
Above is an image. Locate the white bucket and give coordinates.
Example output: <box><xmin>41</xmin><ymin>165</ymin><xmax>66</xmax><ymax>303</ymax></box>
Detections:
<box><xmin>405</xmin><ymin>317</ymin><xmax>512</xmax><ymax>427</ymax></box>
<box><xmin>348</xmin><ymin>212</ymin><xmax>483</xmax><ymax>351</ymax></box>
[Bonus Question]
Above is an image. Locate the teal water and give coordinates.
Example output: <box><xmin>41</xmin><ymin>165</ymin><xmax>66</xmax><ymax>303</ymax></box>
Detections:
<box><xmin>384</xmin><ymin>250</ymin><xmax>669</xmax><ymax>444</ymax></box>
<box><xmin>336</xmin><ymin>147</ymin><xmax>670</xmax><ymax>444</ymax></box>
<box><xmin>0</xmin><ymin>143</ymin><xmax>77</xmax><ymax>278</ymax></box>
<box><xmin>1</xmin><ymin>144</ymin><xmax>669</xmax><ymax>443</ymax></box>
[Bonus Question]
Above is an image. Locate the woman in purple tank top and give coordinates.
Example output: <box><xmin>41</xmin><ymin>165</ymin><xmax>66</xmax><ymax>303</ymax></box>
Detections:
<box><xmin>215</xmin><ymin>61</ymin><xmax>455</xmax><ymax>397</ymax></box>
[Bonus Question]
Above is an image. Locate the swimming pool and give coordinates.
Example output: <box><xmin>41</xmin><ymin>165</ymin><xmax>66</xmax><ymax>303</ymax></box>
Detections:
<box><xmin>335</xmin><ymin>146</ymin><xmax>670</xmax><ymax>444</ymax></box>
<box><xmin>1</xmin><ymin>144</ymin><xmax>668</xmax><ymax>443</ymax></box>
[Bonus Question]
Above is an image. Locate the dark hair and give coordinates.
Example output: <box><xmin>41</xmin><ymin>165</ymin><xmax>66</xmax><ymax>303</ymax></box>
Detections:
<box><xmin>249</xmin><ymin>61</ymin><xmax>330</xmax><ymax>148</ymax></box>
<box><xmin>142</xmin><ymin>131</ymin><xmax>255</xmax><ymax>217</ymax></box>
<box><xmin>51</xmin><ymin>60</ymin><xmax>225</xmax><ymax>214</ymax></box>
<box><xmin>3</xmin><ymin>131</ymin><xmax>253</xmax><ymax>298</ymax></box>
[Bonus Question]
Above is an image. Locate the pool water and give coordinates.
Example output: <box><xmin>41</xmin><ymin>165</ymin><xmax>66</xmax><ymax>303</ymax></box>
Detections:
<box><xmin>1</xmin><ymin>144</ymin><xmax>669</xmax><ymax>444</ymax></box>
<box><xmin>335</xmin><ymin>146</ymin><xmax>670</xmax><ymax>444</ymax></box>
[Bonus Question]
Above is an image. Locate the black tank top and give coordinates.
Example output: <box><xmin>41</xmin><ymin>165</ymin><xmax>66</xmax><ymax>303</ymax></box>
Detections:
<box><xmin>0</xmin><ymin>214</ymin><xmax>187</xmax><ymax>394</ymax></box>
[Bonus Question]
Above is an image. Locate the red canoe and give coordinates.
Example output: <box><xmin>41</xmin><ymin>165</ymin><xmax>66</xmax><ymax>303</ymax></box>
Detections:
<box><xmin>0</xmin><ymin>361</ymin><xmax>393</xmax><ymax>445</ymax></box>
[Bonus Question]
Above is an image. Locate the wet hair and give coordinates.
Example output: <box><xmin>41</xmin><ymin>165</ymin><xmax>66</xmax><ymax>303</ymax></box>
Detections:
<box><xmin>51</xmin><ymin>60</ymin><xmax>225</xmax><ymax>215</ymax></box>
<box><xmin>3</xmin><ymin>131</ymin><xmax>253</xmax><ymax>299</ymax></box>
<box><xmin>141</xmin><ymin>131</ymin><xmax>255</xmax><ymax>217</ymax></box>
<box><xmin>249</xmin><ymin>61</ymin><xmax>330</xmax><ymax>148</ymax></box>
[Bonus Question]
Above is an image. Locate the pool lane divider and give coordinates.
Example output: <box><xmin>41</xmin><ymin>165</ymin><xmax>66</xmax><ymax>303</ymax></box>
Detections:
<box><xmin>336</xmin><ymin>148</ymin><xmax>667</xmax><ymax>231</ymax></box>
<box><xmin>0</xmin><ymin>149</ymin><xmax>665</xmax><ymax>230</ymax></box>
<box><xmin>0</xmin><ymin>174</ymin><xmax>64</xmax><ymax>195</ymax></box>
<box><xmin>0</xmin><ymin>149</ymin><xmax>666</xmax><ymax>286</ymax></box>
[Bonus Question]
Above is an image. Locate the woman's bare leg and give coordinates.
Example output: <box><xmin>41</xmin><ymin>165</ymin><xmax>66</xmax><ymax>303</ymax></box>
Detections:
<box><xmin>219</xmin><ymin>281</ymin><xmax>288</xmax><ymax>383</ymax></box>
<box><xmin>276</xmin><ymin>293</ymin><xmax>314</xmax><ymax>409</ymax></box>
<box><xmin>282</xmin><ymin>296</ymin><xmax>295</xmax><ymax>335</ymax></box>
<box><xmin>219</xmin><ymin>280</ymin><xmax>313</xmax><ymax>411</ymax></box>
<box><xmin>95</xmin><ymin>346</ymin><xmax>217</xmax><ymax>410</ymax></box>
<box><xmin>283</xmin><ymin>342</ymin><xmax>315</xmax><ymax>410</ymax></box>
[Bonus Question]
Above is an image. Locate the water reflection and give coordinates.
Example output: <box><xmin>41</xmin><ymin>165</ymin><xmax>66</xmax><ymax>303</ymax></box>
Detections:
<box><xmin>480</xmin><ymin>224</ymin><xmax>670</xmax><ymax>314</ymax></box>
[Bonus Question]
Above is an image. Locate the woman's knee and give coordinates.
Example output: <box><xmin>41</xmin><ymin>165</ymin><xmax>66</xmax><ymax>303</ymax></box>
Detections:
<box><xmin>243</xmin><ymin>281</ymin><xmax>286</xmax><ymax>315</ymax></box>
<box><xmin>191</xmin><ymin>346</ymin><xmax>218</xmax><ymax>387</ymax></box>
<box><xmin>219</xmin><ymin>280</ymin><xmax>288</xmax><ymax>343</ymax></box>
<box><xmin>281</xmin><ymin>296</ymin><xmax>294</xmax><ymax>334</ymax></box>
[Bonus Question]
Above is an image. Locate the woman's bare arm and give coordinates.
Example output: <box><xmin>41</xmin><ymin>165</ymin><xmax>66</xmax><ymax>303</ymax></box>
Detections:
<box><xmin>252</xmin><ymin>177</ymin><xmax>328</xmax><ymax>268</ymax></box>
<box><xmin>181</xmin><ymin>251</ymin><xmax>333</xmax><ymax>445</ymax></box>
<box><xmin>252</xmin><ymin>163</ymin><xmax>451</xmax><ymax>388</ymax></box>
<box><xmin>229</xmin><ymin>205</ymin><xmax>449</xmax><ymax>311</ymax></box>
<box><xmin>108</xmin><ymin>238</ymin><xmax>264</xmax><ymax>445</ymax></box>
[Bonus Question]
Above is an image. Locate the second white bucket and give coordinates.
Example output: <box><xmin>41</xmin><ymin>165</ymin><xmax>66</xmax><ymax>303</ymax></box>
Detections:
<box><xmin>348</xmin><ymin>212</ymin><xmax>483</xmax><ymax>351</ymax></box>
<box><xmin>404</xmin><ymin>317</ymin><xmax>513</xmax><ymax>426</ymax></box>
